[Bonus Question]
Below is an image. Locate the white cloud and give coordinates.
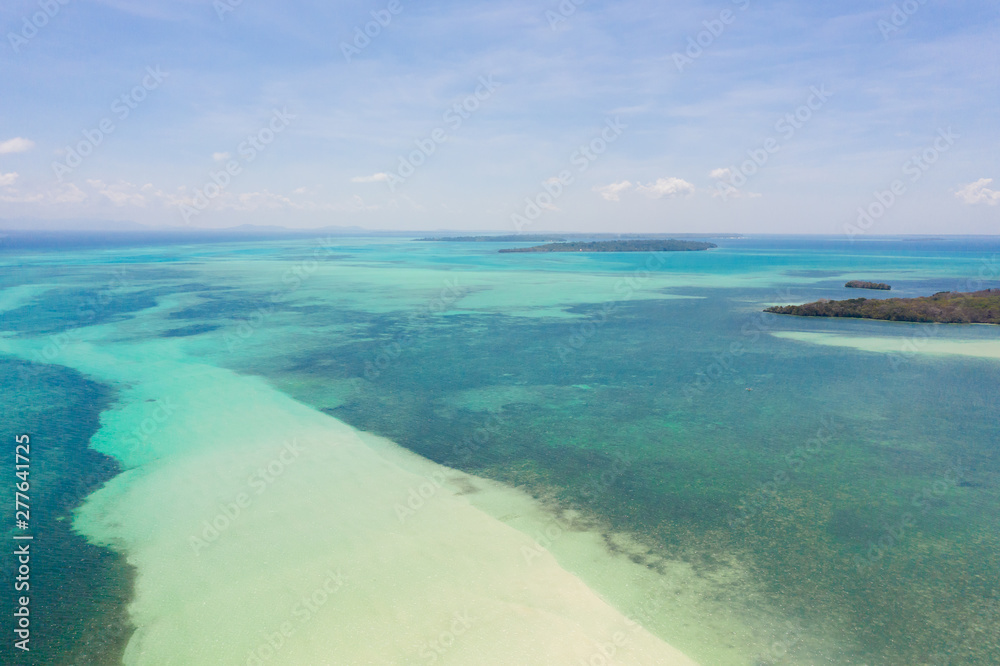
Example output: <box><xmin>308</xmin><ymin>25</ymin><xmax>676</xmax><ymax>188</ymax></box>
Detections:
<box><xmin>395</xmin><ymin>193</ymin><xmax>424</xmax><ymax>211</ymax></box>
<box><xmin>955</xmin><ymin>178</ymin><xmax>1000</xmax><ymax>206</ymax></box>
<box><xmin>50</xmin><ymin>183</ymin><xmax>88</xmax><ymax>204</ymax></box>
<box><xmin>292</xmin><ymin>187</ymin><xmax>307</xmax><ymax>195</ymax></box>
<box><xmin>0</xmin><ymin>181</ymin><xmax>84</xmax><ymax>205</ymax></box>
<box><xmin>635</xmin><ymin>177</ymin><xmax>695</xmax><ymax>199</ymax></box>
<box><xmin>87</xmin><ymin>179</ymin><xmax>151</xmax><ymax>207</ymax></box>
<box><xmin>165</xmin><ymin>186</ymin><xmax>301</xmax><ymax>214</ymax></box>
<box><xmin>710</xmin><ymin>169</ymin><xmax>762</xmax><ymax>199</ymax></box>
<box><xmin>711</xmin><ymin>182</ymin><xmax>762</xmax><ymax>200</ymax></box>
<box><xmin>232</xmin><ymin>190</ymin><xmax>296</xmax><ymax>210</ymax></box>
<box><xmin>0</xmin><ymin>192</ymin><xmax>43</xmax><ymax>204</ymax></box>
<box><xmin>0</xmin><ymin>174</ymin><xmax>327</xmax><ymax>217</ymax></box>
<box><xmin>594</xmin><ymin>181</ymin><xmax>633</xmax><ymax>202</ymax></box>
<box><xmin>212</xmin><ymin>152</ymin><xmax>231</xmax><ymax>162</ymax></box>
<box><xmin>595</xmin><ymin>177</ymin><xmax>697</xmax><ymax>201</ymax></box>
<box><xmin>350</xmin><ymin>173</ymin><xmax>389</xmax><ymax>183</ymax></box>
<box><xmin>0</xmin><ymin>138</ymin><xmax>35</xmax><ymax>154</ymax></box>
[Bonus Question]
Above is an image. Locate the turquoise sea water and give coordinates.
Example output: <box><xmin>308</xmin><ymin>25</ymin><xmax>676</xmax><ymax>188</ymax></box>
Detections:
<box><xmin>0</xmin><ymin>359</ymin><xmax>132</xmax><ymax>665</ymax></box>
<box><xmin>1</xmin><ymin>234</ymin><xmax>998</xmax><ymax>664</ymax></box>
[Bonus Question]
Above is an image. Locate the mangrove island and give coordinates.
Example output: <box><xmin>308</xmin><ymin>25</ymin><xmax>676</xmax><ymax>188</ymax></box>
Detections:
<box><xmin>765</xmin><ymin>289</ymin><xmax>1000</xmax><ymax>324</ymax></box>
<box><xmin>417</xmin><ymin>235</ymin><xmax>567</xmax><ymax>242</ymax></box>
<box><xmin>845</xmin><ymin>281</ymin><xmax>891</xmax><ymax>290</ymax></box>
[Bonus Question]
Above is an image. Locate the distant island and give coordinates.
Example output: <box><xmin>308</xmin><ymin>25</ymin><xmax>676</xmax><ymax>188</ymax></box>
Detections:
<box><xmin>498</xmin><ymin>240</ymin><xmax>717</xmax><ymax>253</ymax></box>
<box><xmin>417</xmin><ymin>235</ymin><xmax>567</xmax><ymax>242</ymax></box>
<box><xmin>845</xmin><ymin>281</ymin><xmax>891</xmax><ymax>290</ymax></box>
<box><xmin>765</xmin><ymin>289</ymin><xmax>1000</xmax><ymax>324</ymax></box>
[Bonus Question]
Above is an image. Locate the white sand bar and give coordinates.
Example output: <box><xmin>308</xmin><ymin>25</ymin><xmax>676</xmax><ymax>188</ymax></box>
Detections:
<box><xmin>4</xmin><ymin>335</ymin><xmax>699</xmax><ymax>665</ymax></box>
<box><xmin>772</xmin><ymin>330</ymin><xmax>1000</xmax><ymax>361</ymax></box>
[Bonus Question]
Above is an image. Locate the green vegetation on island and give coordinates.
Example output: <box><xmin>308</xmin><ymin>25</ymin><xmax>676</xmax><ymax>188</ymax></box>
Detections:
<box><xmin>765</xmin><ymin>289</ymin><xmax>1000</xmax><ymax>324</ymax></box>
<box><xmin>845</xmin><ymin>281</ymin><xmax>891</xmax><ymax>290</ymax></box>
<box><xmin>416</xmin><ymin>235</ymin><xmax>567</xmax><ymax>242</ymax></box>
<box><xmin>498</xmin><ymin>239</ymin><xmax>717</xmax><ymax>253</ymax></box>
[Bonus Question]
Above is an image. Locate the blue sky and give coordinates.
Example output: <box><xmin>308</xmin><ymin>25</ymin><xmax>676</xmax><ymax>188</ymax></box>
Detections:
<box><xmin>0</xmin><ymin>0</ymin><xmax>997</xmax><ymax>233</ymax></box>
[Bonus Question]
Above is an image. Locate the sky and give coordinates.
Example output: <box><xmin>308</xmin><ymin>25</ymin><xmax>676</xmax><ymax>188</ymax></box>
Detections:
<box><xmin>0</xmin><ymin>0</ymin><xmax>997</xmax><ymax>234</ymax></box>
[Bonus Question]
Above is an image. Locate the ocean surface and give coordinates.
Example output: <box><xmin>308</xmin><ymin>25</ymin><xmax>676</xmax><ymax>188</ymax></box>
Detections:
<box><xmin>1</xmin><ymin>234</ymin><xmax>998</xmax><ymax>665</ymax></box>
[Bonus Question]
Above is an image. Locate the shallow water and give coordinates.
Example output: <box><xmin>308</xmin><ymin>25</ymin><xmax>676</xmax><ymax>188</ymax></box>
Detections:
<box><xmin>0</xmin><ymin>359</ymin><xmax>132</xmax><ymax>666</ymax></box>
<box><xmin>1</xmin><ymin>234</ymin><xmax>998</xmax><ymax>664</ymax></box>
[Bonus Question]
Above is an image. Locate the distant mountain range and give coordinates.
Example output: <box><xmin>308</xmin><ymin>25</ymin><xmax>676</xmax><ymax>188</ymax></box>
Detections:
<box><xmin>0</xmin><ymin>218</ymin><xmax>151</xmax><ymax>231</ymax></box>
<box><xmin>0</xmin><ymin>219</ymin><xmax>746</xmax><ymax>239</ymax></box>
<box><xmin>499</xmin><ymin>239</ymin><xmax>718</xmax><ymax>253</ymax></box>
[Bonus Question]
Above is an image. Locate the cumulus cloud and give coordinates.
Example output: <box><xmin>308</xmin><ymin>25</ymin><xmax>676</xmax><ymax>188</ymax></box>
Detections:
<box><xmin>350</xmin><ymin>173</ymin><xmax>389</xmax><ymax>183</ymax></box>
<box><xmin>0</xmin><ymin>137</ymin><xmax>35</xmax><ymax>154</ymax></box>
<box><xmin>86</xmin><ymin>179</ymin><xmax>153</xmax><ymax>207</ymax></box>
<box><xmin>50</xmin><ymin>183</ymin><xmax>88</xmax><ymax>204</ymax></box>
<box><xmin>595</xmin><ymin>177</ymin><xmax>696</xmax><ymax>202</ymax></box>
<box><xmin>955</xmin><ymin>178</ymin><xmax>1000</xmax><ymax>206</ymax></box>
<box><xmin>0</xmin><ymin>176</ymin><xmax>365</xmax><ymax>217</ymax></box>
<box><xmin>711</xmin><ymin>183</ymin><xmax>761</xmax><ymax>200</ymax></box>
<box><xmin>229</xmin><ymin>190</ymin><xmax>296</xmax><ymax>211</ymax></box>
<box><xmin>0</xmin><ymin>181</ymin><xmax>85</xmax><ymax>205</ymax></box>
<box><xmin>212</xmin><ymin>152</ymin><xmax>231</xmax><ymax>162</ymax></box>
<box><xmin>710</xmin><ymin>169</ymin><xmax>762</xmax><ymax>200</ymax></box>
<box><xmin>594</xmin><ymin>181</ymin><xmax>633</xmax><ymax>202</ymax></box>
<box><xmin>635</xmin><ymin>177</ymin><xmax>695</xmax><ymax>199</ymax></box>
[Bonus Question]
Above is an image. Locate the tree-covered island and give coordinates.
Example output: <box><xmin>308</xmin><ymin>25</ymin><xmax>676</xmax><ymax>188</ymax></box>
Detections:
<box><xmin>416</xmin><ymin>235</ymin><xmax>568</xmax><ymax>242</ymax></box>
<box><xmin>845</xmin><ymin>281</ymin><xmax>891</xmax><ymax>290</ymax></box>
<box><xmin>765</xmin><ymin>289</ymin><xmax>1000</xmax><ymax>324</ymax></box>
<box><xmin>498</xmin><ymin>239</ymin><xmax>717</xmax><ymax>253</ymax></box>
